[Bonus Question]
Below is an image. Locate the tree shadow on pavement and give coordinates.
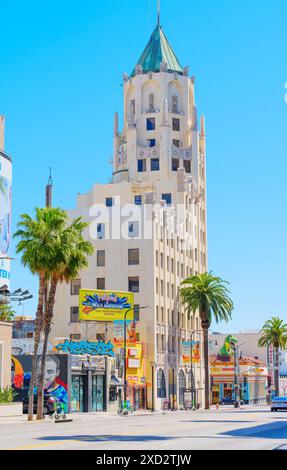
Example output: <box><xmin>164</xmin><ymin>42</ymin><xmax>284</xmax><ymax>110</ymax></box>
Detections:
<box><xmin>222</xmin><ymin>422</ymin><xmax>287</xmax><ymax>439</ymax></box>
<box><xmin>38</xmin><ymin>435</ymin><xmax>174</xmax><ymax>443</ymax></box>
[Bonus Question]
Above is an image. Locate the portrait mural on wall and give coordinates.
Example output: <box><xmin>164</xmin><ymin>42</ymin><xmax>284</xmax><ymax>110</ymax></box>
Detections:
<box><xmin>11</xmin><ymin>354</ymin><xmax>69</xmax><ymax>412</ymax></box>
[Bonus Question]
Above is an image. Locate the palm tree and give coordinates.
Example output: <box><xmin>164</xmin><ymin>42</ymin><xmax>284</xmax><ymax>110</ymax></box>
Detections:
<box><xmin>258</xmin><ymin>317</ymin><xmax>287</xmax><ymax>396</ymax></box>
<box><xmin>0</xmin><ymin>303</ymin><xmax>15</xmax><ymax>321</ymax></box>
<box><xmin>36</xmin><ymin>218</ymin><xmax>93</xmax><ymax>420</ymax></box>
<box><xmin>14</xmin><ymin>207</ymin><xmax>68</xmax><ymax>421</ymax></box>
<box><xmin>180</xmin><ymin>272</ymin><xmax>234</xmax><ymax>409</ymax></box>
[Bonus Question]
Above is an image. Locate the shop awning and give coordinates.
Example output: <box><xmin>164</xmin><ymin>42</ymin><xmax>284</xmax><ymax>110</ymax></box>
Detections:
<box><xmin>110</xmin><ymin>375</ymin><xmax>123</xmax><ymax>387</ymax></box>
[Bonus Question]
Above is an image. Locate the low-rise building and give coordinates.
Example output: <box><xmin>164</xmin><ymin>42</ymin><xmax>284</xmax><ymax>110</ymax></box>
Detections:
<box><xmin>0</xmin><ymin>321</ymin><xmax>12</xmax><ymax>388</ymax></box>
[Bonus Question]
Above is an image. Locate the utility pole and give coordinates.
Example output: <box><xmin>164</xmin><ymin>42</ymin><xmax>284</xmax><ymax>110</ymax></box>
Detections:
<box><xmin>234</xmin><ymin>345</ymin><xmax>240</xmax><ymax>409</ymax></box>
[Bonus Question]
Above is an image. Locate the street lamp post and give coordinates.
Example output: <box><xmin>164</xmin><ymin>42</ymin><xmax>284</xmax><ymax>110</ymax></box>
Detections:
<box><xmin>231</xmin><ymin>341</ymin><xmax>251</xmax><ymax>409</ymax></box>
<box><xmin>189</xmin><ymin>330</ymin><xmax>203</xmax><ymax>410</ymax></box>
<box><xmin>150</xmin><ymin>361</ymin><xmax>157</xmax><ymax>412</ymax></box>
<box><xmin>123</xmin><ymin>305</ymin><xmax>149</xmax><ymax>410</ymax></box>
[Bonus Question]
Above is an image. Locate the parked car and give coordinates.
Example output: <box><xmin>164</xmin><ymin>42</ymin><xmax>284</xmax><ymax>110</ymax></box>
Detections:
<box><xmin>271</xmin><ymin>397</ymin><xmax>287</xmax><ymax>412</ymax></box>
<box><xmin>219</xmin><ymin>397</ymin><xmax>245</xmax><ymax>406</ymax></box>
<box><xmin>22</xmin><ymin>393</ymin><xmax>57</xmax><ymax>415</ymax></box>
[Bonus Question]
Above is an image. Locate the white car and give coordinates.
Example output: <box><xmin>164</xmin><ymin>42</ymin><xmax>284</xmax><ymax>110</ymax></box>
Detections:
<box><xmin>271</xmin><ymin>397</ymin><xmax>287</xmax><ymax>412</ymax></box>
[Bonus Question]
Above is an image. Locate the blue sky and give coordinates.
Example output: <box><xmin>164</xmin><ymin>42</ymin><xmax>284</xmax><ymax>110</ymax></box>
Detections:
<box><xmin>1</xmin><ymin>0</ymin><xmax>287</xmax><ymax>333</ymax></box>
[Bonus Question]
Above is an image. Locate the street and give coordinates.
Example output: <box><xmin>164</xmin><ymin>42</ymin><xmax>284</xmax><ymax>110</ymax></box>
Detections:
<box><xmin>0</xmin><ymin>406</ymin><xmax>287</xmax><ymax>450</ymax></box>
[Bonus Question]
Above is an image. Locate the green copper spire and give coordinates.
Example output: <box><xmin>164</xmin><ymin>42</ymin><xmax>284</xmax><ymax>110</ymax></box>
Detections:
<box><xmin>131</xmin><ymin>25</ymin><xmax>183</xmax><ymax>77</ymax></box>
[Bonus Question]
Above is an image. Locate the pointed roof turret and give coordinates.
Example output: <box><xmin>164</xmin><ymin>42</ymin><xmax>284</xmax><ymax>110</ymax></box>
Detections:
<box><xmin>131</xmin><ymin>25</ymin><xmax>183</xmax><ymax>77</ymax></box>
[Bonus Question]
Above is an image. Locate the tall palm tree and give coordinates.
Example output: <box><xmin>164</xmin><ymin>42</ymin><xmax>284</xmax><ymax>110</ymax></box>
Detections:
<box><xmin>14</xmin><ymin>207</ymin><xmax>68</xmax><ymax>421</ymax></box>
<box><xmin>180</xmin><ymin>272</ymin><xmax>234</xmax><ymax>409</ymax></box>
<box><xmin>36</xmin><ymin>218</ymin><xmax>93</xmax><ymax>420</ymax></box>
<box><xmin>258</xmin><ymin>317</ymin><xmax>287</xmax><ymax>396</ymax></box>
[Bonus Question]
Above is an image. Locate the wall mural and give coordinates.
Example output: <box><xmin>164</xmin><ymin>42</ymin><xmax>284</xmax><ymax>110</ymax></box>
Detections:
<box><xmin>55</xmin><ymin>339</ymin><xmax>114</xmax><ymax>357</ymax></box>
<box><xmin>11</xmin><ymin>355</ymin><xmax>69</xmax><ymax>412</ymax></box>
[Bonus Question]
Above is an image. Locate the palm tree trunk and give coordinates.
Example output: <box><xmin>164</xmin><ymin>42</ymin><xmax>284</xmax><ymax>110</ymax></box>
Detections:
<box><xmin>275</xmin><ymin>347</ymin><xmax>280</xmax><ymax>396</ymax></box>
<box><xmin>27</xmin><ymin>272</ymin><xmax>45</xmax><ymax>421</ymax></box>
<box><xmin>203</xmin><ymin>327</ymin><xmax>210</xmax><ymax>410</ymax></box>
<box><xmin>36</xmin><ymin>277</ymin><xmax>58</xmax><ymax>420</ymax></box>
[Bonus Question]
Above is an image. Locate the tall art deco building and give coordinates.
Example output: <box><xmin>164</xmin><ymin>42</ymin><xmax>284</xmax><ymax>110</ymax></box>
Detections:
<box><xmin>51</xmin><ymin>20</ymin><xmax>208</xmax><ymax>411</ymax></box>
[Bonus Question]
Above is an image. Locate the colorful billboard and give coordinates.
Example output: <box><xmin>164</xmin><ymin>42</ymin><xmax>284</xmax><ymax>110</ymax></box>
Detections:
<box><xmin>182</xmin><ymin>340</ymin><xmax>201</xmax><ymax>365</ymax></box>
<box><xmin>0</xmin><ymin>152</ymin><xmax>12</xmax><ymax>290</ymax></box>
<box><xmin>79</xmin><ymin>289</ymin><xmax>134</xmax><ymax>322</ymax></box>
<box><xmin>112</xmin><ymin>320</ymin><xmax>137</xmax><ymax>348</ymax></box>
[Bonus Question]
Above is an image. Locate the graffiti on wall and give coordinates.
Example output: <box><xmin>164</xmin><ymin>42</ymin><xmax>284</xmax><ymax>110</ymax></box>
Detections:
<box><xmin>55</xmin><ymin>339</ymin><xmax>114</xmax><ymax>357</ymax></box>
<box><xmin>11</xmin><ymin>355</ymin><xmax>69</xmax><ymax>412</ymax></box>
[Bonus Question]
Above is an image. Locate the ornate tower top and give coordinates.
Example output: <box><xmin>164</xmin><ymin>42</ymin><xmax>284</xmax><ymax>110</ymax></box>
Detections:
<box><xmin>130</xmin><ymin>24</ymin><xmax>183</xmax><ymax>77</ymax></box>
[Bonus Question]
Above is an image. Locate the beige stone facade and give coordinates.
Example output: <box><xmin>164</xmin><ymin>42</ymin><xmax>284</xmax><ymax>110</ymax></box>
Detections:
<box><xmin>0</xmin><ymin>322</ymin><xmax>12</xmax><ymax>389</ymax></box>
<box><xmin>51</xmin><ymin>24</ymin><xmax>208</xmax><ymax>410</ymax></box>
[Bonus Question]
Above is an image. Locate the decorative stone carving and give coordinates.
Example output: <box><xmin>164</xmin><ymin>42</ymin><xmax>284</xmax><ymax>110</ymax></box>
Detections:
<box><xmin>149</xmin><ymin>93</ymin><xmax>155</xmax><ymax>113</ymax></box>
<box><xmin>174</xmin><ymin>72</ymin><xmax>178</xmax><ymax>80</ymax></box>
<box><xmin>162</xmin><ymin>98</ymin><xmax>169</xmax><ymax>126</ymax></box>
<box><xmin>148</xmin><ymin>71</ymin><xmax>153</xmax><ymax>80</ymax></box>
<box><xmin>123</xmin><ymin>73</ymin><xmax>129</xmax><ymax>82</ymax></box>
<box><xmin>190</xmin><ymin>75</ymin><xmax>196</xmax><ymax>84</ymax></box>
<box><xmin>135</xmin><ymin>64</ymin><xmax>143</xmax><ymax>75</ymax></box>
<box><xmin>160</xmin><ymin>61</ymin><xmax>168</xmax><ymax>72</ymax></box>
<box><xmin>183</xmin><ymin>66</ymin><xmax>189</xmax><ymax>76</ymax></box>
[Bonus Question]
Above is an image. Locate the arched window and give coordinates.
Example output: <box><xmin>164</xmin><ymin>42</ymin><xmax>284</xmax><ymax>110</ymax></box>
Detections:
<box><xmin>188</xmin><ymin>370</ymin><xmax>195</xmax><ymax>389</ymax></box>
<box><xmin>179</xmin><ymin>370</ymin><xmax>186</xmax><ymax>407</ymax></box>
<box><xmin>157</xmin><ymin>369</ymin><xmax>166</xmax><ymax>398</ymax></box>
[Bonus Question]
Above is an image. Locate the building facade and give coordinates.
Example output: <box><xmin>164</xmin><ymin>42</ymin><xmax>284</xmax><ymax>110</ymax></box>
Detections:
<box><xmin>0</xmin><ymin>116</ymin><xmax>12</xmax><ymax>297</ymax></box>
<box><xmin>51</xmin><ymin>21</ymin><xmax>208</xmax><ymax>410</ymax></box>
<box><xmin>0</xmin><ymin>321</ymin><xmax>12</xmax><ymax>389</ymax></box>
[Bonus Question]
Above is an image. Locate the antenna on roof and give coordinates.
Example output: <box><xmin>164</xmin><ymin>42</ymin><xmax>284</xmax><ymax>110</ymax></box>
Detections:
<box><xmin>157</xmin><ymin>0</ymin><xmax>160</xmax><ymax>25</ymax></box>
<box><xmin>45</xmin><ymin>167</ymin><xmax>53</xmax><ymax>208</ymax></box>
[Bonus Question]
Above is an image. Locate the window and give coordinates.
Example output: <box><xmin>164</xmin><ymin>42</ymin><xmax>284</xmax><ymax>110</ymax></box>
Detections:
<box><xmin>157</xmin><ymin>369</ymin><xmax>166</xmax><ymax>398</ymax></box>
<box><xmin>156</xmin><ymin>306</ymin><xmax>159</xmax><ymax>322</ymax></box>
<box><xmin>161</xmin><ymin>280</ymin><xmax>164</xmax><ymax>296</ymax></box>
<box><xmin>162</xmin><ymin>193</ymin><xmax>172</xmax><ymax>206</ymax></box>
<box><xmin>136</xmin><ymin>333</ymin><xmax>140</xmax><ymax>342</ymax></box>
<box><xmin>147</xmin><ymin>139</ymin><xmax>156</xmax><ymax>147</ymax></box>
<box><xmin>134</xmin><ymin>304</ymin><xmax>140</xmax><ymax>321</ymax></box>
<box><xmin>97</xmin><ymin>278</ymin><xmax>105</xmax><ymax>290</ymax></box>
<box><xmin>70</xmin><ymin>307</ymin><xmax>79</xmax><ymax>323</ymax></box>
<box><xmin>134</xmin><ymin>195</ymin><xmax>142</xmax><ymax>206</ymax></box>
<box><xmin>106</xmin><ymin>197</ymin><xmax>114</xmax><ymax>207</ymax></box>
<box><xmin>172</xmin><ymin>159</ymin><xmax>180</xmax><ymax>172</ymax></box>
<box><xmin>172</xmin><ymin>118</ymin><xmax>180</xmax><ymax>131</ymax></box>
<box><xmin>97</xmin><ymin>223</ymin><xmax>105</xmax><ymax>240</ymax></box>
<box><xmin>156</xmin><ymin>250</ymin><xmax>159</xmax><ymax>267</ymax></box>
<box><xmin>97</xmin><ymin>250</ymin><xmax>105</xmax><ymax>267</ymax></box>
<box><xmin>173</xmin><ymin>139</ymin><xmax>181</xmax><ymax>148</ymax></box>
<box><xmin>161</xmin><ymin>307</ymin><xmax>164</xmax><ymax>323</ymax></box>
<box><xmin>171</xmin><ymin>259</ymin><xmax>174</xmax><ymax>273</ymax></box>
<box><xmin>70</xmin><ymin>334</ymin><xmax>81</xmax><ymax>340</ymax></box>
<box><xmin>128</xmin><ymin>248</ymin><xmax>139</xmax><ymax>265</ymax></box>
<box><xmin>183</xmin><ymin>160</ymin><xmax>191</xmax><ymax>173</ymax></box>
<box><xmin>138</xmin><ymin>159</ymin><xmax>146</xmax><ymax>172</ymax></box>
<box><xmin>70</xmin><ymin>279</ymin><xmax>81</xmax><ymax>295</ymax></box>
<box><xmin>150</xmin><ymin>158</ymin><xmax>160</xmax><ymax>171</ymax></box>
<box><xmin>160</xmin><ymin>253</ymin><xmax>163</xmax><ymax>268</ymax></box>
<box><xmin>129</xmin><ymin>277</ymin><xmax>139</xmax><ymax>293</ymax></box>
<box><xmin>128</xmin><ymin>221</ymin><xmax>139</xmax><ymax>238</ymax></box>
<box><xmin>97</xmin><ymin>333</ymin><xmax>105</xmax><ymax>341</ymax></box>
<box><xmin>147</xmin><ymin>117</ymin><xmax>155</xmax><ymax>131</ymax></box>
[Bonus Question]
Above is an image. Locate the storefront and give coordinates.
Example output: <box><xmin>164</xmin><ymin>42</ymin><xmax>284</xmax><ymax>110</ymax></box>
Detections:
<box><xmin>70</xmin><ymin>355</ymin><xmax>106</xmax><ymax>413</ymax></box>
<box><xmin>11</xmin><ymin>350</ymin><xmax>121</xmax><ymax>414</ymax></box>
<box><xmin>125</xmin><ymin>344</ymin><xmax>147</xmax><ymax>410</ymax></box>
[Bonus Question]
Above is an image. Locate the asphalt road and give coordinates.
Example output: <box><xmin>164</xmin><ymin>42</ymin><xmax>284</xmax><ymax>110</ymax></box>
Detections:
<box><xmin>1</xmin><ymin>406</ymin><xmax>287</xmax><ymax>450</ymax></box>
